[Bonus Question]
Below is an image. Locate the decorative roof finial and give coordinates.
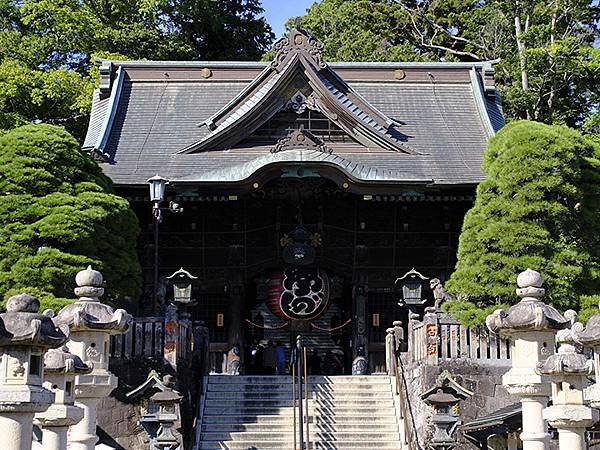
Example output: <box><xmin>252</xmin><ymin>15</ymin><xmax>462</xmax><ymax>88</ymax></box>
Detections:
<box><xmin>270</xmin><ymin>26</ymin><xmax>327</xmax><ymax>72</ymax></box>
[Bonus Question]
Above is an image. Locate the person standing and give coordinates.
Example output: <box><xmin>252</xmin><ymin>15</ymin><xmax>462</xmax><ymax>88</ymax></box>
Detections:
<box><xmin>275</xmin><ymin>341</ymin><xmax>286</xmax><ymax>375</ymax></box>
<box><xmin>263</xmin><ymin>340</ymin><xmax>277</xmax><ymax>375</ymax></box>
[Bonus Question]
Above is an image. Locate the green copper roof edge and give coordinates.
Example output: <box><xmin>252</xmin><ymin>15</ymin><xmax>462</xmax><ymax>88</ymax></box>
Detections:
<box><xmin>95</xmin><ymin>67</ymin><xmax>125</xmax><ymax>152</ymax></box>
<box><xmin>470</xmin><ymin>68</ymin><xmax>496</xmax><ymax>138</ymax></box>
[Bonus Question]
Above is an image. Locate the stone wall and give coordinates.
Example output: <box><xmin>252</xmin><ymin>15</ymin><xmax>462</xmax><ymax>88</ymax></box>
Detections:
<box><xmin>97</xmin><ymin>395</ymin><xmax>146</xmax><ymax>450</ymax></box>
<box><xmin>402</xmin><ymin>357</ymin><xmax>514</xmax><ymax>448</ymax></box>
<box><xmin>96</xmin><ymin>357</ymin><xmax>201</xmax><ymax>450</ymax></box>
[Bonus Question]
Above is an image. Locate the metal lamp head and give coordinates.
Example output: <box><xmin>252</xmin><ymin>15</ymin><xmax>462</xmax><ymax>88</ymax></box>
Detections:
<box><xmin>166</xmin><ymin>268</ymin><xmax>198</xmax><ymax>304</ymax></box>
<box><xmin>395</xmin><ymin>268</ymin><xmax>428</xmax><ymax>306</ymax></box>
<box><xmin>147</xmin><ymin>174</ymin><xmax>169</xmax><ymax>202</ymax></box>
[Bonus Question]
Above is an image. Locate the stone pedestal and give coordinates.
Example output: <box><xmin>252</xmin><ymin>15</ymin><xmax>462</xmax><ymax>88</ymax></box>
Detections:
<box><xmin>0</xmin><ymin>294</ymin><xmax>67</xmax><ymax>450</ymax></box>
<box><xmin>572</xmin><ymin>305</ymin><xmax>600</xmax><ymax>410</ymax></box>
<box><xmin>486</xmin><ymin>269</ymin><xmax>569</xmax><ymax>450</ymax></box>
<box><xmin>34</xmin><ymin>345</ymin><xmax>90</xmax><ymax>450</ymax></box>
<box><xmin>537</xmin><ymin>324</ymin><xmax>597</xmax><ymax>450</ymax></box>
<box><xmin>53</xmin><ymin>267</ymin><xmax>131</xmax><ymax>450</ymax></box>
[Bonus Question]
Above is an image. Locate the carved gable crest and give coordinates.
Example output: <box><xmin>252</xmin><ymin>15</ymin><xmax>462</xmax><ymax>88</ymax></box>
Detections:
<box><xmin>271</xmin><ymin>27</ymin><xmax>326</xmax><ymax>72</ymax></box>
<box><xmin>271</xmin><ymin>126</ymin><xmax>332</xmax><ymax>154</ymax></box>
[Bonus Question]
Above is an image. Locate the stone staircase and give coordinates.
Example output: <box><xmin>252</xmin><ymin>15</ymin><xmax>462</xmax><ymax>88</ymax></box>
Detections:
<box><xmin>195</xmin><ymin>375</ymin><xmax>405</xmax><ymax>449</ymax></box>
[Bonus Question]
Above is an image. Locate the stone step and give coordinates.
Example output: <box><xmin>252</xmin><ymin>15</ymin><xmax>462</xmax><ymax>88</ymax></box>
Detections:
<box><xmin>205</xmin><ymin>391</ymin><xmax>393</xmax><ymax>400</ymax></box>
<box><xmin>202</xmin><ymin>423</ymin><xmax>400</xmax><ymax>432</ymax></box>
<box><xmin>198</xmin><ymin>441</ymin><xmax>404</xmax><ymax>449</ymax></box>
<box><xmin>208</xmin><ymin>376</ymin><xmax>391</xmax><ymax>384</ymax></box>
<box><xmin>203</xmin><ymin>407</ymin><xmax>397</xmax><ymax>416</ymax></box>
<box><xmin>204</xmin><ymin>399</ymin><xmax>395</xmax><ymax>408</ymax></box>
<box><xmin>200</xmin><ymin>432</ymin><xmax>402</xmax><ymax>442</ymax></box>
<box><xmin>201</xmin><ymin>415</ymin><xmax>400</xmax><ymax>425</ymax></box>
<box><xmin>207</xmin><ymin>383</ymin><xmax>392</xmax><ymax>392</ymax></box>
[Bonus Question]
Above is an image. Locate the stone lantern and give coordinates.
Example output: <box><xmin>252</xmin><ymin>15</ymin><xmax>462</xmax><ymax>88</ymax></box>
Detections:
<box><xmin>395</xmin><ymin>268</ymin><xmax>428</xmax><ymax>315</ymax></box>
<box><xmin>166</xmin><ymin>268</ymin><xmax>197</xmax><ymax>321</ymax></box>
<box><xmin>486</xmin><ymin>269</ymin><xmax>569</xmax><ymax>450</ymax></box>
<box><xmin>0</xmin><ymin>294</ymin><xmax>67</xmax><ymax>450</ymax></box>
<box><xmin>53</xmin><ymin>266</ymin><xmax>131</xmax><ymax>450</ymax></box>
<box><xmin>536</xmin><ymin>322</ymin><xmax>597</xmax><ymax>450</ymax></box>
<box><xmin>34</xmin><ymin>345</ymin><xmax>91</xmax><ymax>450</ymax></box>
<box><xmin>150</xmin><ymin>383</ymin><xmax>182</xmax><ymax>450</ymax></box>
<box><xmin>420</xmin><ymin>370</ymin><xmax>473</xmax><ymax>449</ymax></box>
<box><xmin>571</xmin><ymin>306</ymin><xmax>600</xmax><ymax>408</ymax></box>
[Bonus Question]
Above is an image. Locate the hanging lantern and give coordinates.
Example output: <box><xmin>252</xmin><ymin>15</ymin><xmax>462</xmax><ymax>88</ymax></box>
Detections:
<box><xmin>266</xmin><ymin>268</ymin><xmax>330</xmax><ymax>321</ymax></box>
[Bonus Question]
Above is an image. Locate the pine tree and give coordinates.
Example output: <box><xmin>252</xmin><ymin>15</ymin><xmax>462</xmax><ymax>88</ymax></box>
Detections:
<box><xmin>0</xmin><ymin>124</ymin><xmax>141</xmax><ymax>310</ymax></box>
<box><xmin>446</xmin><ymin>121</ymin><xmax>600</xmax><ymax>317</ymax></box>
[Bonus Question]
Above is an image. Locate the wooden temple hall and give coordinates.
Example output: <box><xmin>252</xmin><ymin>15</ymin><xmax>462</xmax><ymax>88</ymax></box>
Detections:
<box><xmin>82</xmin><ymin>27</ymin><xmax>504</xmax><ymax>374</ymax></box>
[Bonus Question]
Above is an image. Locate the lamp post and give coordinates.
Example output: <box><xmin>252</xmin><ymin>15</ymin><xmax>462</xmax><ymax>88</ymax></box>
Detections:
<box><xmin>147</xmin><ymin>175</ymin><xmax>183</xmax><ymax>315</ymax></box>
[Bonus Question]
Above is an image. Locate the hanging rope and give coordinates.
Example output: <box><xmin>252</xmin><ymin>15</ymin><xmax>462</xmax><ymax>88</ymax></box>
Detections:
<box><xmin>310</xmin><ymin>318</ymin><xmax>352</xmax><ymax>332</ymax></box>
<box><xmin>244</xmin><ymin>318</ymin><xmax>290</xmax><ymax>330</ymax></box>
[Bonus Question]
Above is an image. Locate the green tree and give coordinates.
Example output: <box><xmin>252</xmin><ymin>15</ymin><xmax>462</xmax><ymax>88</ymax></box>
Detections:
<box><xmin>0</xmin><ymin>124</ymin><xmax>141</xmax><ymax>310</ymax></box>
<box><xmin>296</xmin><ymin>0</ymin><xmax>599</xmax><ymax>130</ymax></box>
<box><xmin>0</xmin><ymin>0</ymin><xmax>273</xmax><ymax>140</ymax></box>
<box><xmin>445</xmin><ymin>121</ymin><xmax>600</xmax><ymax>317</ymax></box>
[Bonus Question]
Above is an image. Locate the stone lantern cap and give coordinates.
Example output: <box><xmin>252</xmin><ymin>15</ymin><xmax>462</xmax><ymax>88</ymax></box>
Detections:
<box><xmin>0</xmin><ymin>294</ymin><xmax>67</xmax><ymax>349</ymax></box>
<box><xmin>536</xmin><ymin>328</ymin><xmax>593</xmax><ymax>376</ymax></box>
<box><xmin>486</xmin><ymin>269</ymin><xmax>569</xmax><ymax>335</ymax></box>
<box><xmin>52</xmin><ymin>266</ymin><xmax>131</xmax><ymax>334</ymax></box>
<box><xmin>151</xmin><ymin>388</ymin><xmax>183</xmax><ymax>404</ymax></box>
<box><xmin>43</xmin><ymin>346</ymin><xmax>91</xmax><ymax>375</ymax></box>
<box><xmin>420</xmin><ymin>370</ymin><xmax>473</xmax><ymax>406</ymax></box>
<box><xmin>572</xmin><ymin>309</ymin><xmax>600</xmax><ymax>347</ymax></box>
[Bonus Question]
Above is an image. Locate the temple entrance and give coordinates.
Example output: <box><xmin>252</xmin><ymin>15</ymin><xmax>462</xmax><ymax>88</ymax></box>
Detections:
<box><xmin>133</xmin><ymin>174</ymin><xmax>470</xmax><ymax>375</ymax></box>
<box><xmin>245</xmin><ymin>272</ymin><xmax>353</xmax><ymax>375</ymax></box>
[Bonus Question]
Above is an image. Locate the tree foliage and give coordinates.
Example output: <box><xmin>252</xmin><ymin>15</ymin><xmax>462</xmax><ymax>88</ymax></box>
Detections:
<box><xmin>297</xmin><ymin>0</ymin><xmax>600</xmax><ymax>131</ymax></box>
<box><xmin>445</xmin><ymin>121</ymin><xmax>600</xmax><ymax>316</ymax></box>
<box><xmin>0</xmin><ymin>124</ymin><xmax>141</xmax><ymax>310</ymax></box>
<box><xmin>0</xmin><ymin>0</ymin><xmax>273</xmax><ymax>140</ymax></box>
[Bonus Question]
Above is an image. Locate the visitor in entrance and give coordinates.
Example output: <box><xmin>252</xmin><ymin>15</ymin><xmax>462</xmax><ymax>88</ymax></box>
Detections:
<box><xmin>309</xmin><ymin>348</ymin><xmax>321</xmax><ymax>375</ymax></box>
<box><xmin>263</xmin><ymin>340</ymin><xmax>277</xmax><ymax>375</ymax></box>
<box><xmin>275</xmin><ymin>341</ymin><xmax>286</xmax><ymax>375</ymax></box>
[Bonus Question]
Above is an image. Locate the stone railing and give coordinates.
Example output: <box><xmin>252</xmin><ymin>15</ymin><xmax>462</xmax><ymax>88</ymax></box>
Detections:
<box><xmin>109</xmin><ymin>308</ymin><xmax>206</xmax><ymax>370</ymax></box>
<box><xmin>110</xmin><ymin>317</ymin><xmax>164</xmax><ymax>359</ymax></box>
<box><xmin>409</xmin><ymin>308</ymin><xmax>511</xmax><ymax>365</ymax></box>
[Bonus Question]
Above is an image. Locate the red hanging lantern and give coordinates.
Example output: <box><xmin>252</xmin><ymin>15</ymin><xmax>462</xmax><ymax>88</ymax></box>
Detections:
<box><xmin>267</xmin><ymin>268</ymin><xmax>330</xmax><ymax>321</ymax></box>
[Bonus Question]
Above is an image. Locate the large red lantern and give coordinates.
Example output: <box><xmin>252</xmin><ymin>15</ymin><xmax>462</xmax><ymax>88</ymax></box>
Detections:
<box><xmin>267</xmin><ymin>268</ymin><xmax>330</xmax><ymax>321</ymax></box>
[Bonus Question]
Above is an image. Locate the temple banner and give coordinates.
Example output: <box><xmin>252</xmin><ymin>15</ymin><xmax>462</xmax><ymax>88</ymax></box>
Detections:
<box><xmin>267</xmin><ymin>268</ymin><xmax>330</xmax><ymax>321</ymax></box>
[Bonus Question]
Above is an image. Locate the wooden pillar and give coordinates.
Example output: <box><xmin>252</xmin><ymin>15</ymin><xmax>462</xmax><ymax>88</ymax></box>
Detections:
<box><xmin>352</xmin><ymin>271</ymin><xmax>368</xmax><ymax>364</ymax></box>
<box><xmin>227</xmin><ymin>267</ymin><xmax>245</xmax><ymax>374</ymax></box>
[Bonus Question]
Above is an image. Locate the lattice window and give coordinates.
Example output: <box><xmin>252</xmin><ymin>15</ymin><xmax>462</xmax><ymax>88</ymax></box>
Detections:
<box><xmin>251</xmin><ymin>110</ymin><xmax>350</xmax><ymax>142</ymax></box>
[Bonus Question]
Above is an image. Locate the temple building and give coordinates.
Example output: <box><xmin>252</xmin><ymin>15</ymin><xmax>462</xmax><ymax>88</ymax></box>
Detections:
<box><xmin>82</xmin><ymin>27</ymin><xmax>504</xmax><ymax>373</ymax></box>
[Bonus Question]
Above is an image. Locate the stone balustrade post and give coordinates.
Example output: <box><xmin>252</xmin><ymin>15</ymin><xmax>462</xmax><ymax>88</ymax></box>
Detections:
<box><xmin>164</xmin><ymin>303</ymin><xmax>179</xmax><ymax>370</ymax></box>
<box><xmin>34</xmin><ymin>346</ymin><xmax>90</xmax><ymax>450</ymax></box>
<box><xmin>0</xmin><ymin>294</ymin><xmax>67</xmax><ymax>450</ymax></box>
<box><xmin>423</xmin><ymin>307</ymin><xmax>439</xmax><ymax>366</ymax></box>
<box><xmin>486</xmin><ymin>269</ymin><xmax>569</xmax><ymax>450</ymax></box>
<box><xmin>537</xmin><ymin>318</ymin><xmax>597</xmax><ymax>450</ymax></box>
<box><xmin>385</xmin><ymin>328</ymin><xmax>395</xmax><ymax>376</ymax></box>
<box><xmin>392</xmin><ymin>320</ymin><xmax>404</xmax><ymax>355</ymax></box>
<box><xmin>53</xmin><ymin>266</ymin><xmax>131</xmax><ymax>450</ymax></box>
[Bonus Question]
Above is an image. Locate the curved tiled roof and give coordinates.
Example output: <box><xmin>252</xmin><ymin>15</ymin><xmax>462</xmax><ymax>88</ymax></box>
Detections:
<box><xmin>83</xmin><ymin>29</ymin><xmax>504</xmax><ymax>187</ymax></box>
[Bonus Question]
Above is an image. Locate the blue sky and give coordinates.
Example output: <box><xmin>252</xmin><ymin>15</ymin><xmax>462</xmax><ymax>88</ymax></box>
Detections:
<box><xmin>261</xmin><ymin>0</ymin><xmax>316</xmax><ymax>38</ymax></box>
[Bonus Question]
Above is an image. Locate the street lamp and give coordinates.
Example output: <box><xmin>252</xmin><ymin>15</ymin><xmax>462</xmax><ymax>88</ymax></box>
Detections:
<box><xmin>147</xmin><ymin>174</ymin><xmax>183</xmax><ymax>314</ymax></box>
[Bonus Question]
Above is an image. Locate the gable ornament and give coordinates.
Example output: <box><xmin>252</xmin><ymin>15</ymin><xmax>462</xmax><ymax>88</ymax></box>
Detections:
<box><xmin>271</xmin><ymin>126</ymin><xmax>332</xmax><ymax>154</ymax></box>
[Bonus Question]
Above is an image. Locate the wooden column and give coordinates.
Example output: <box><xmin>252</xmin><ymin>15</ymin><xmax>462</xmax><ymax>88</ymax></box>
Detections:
<box><xmin>352</xmin><ymin>271</ymin><xmax>369</xmax><ymax>364</ymax></box>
